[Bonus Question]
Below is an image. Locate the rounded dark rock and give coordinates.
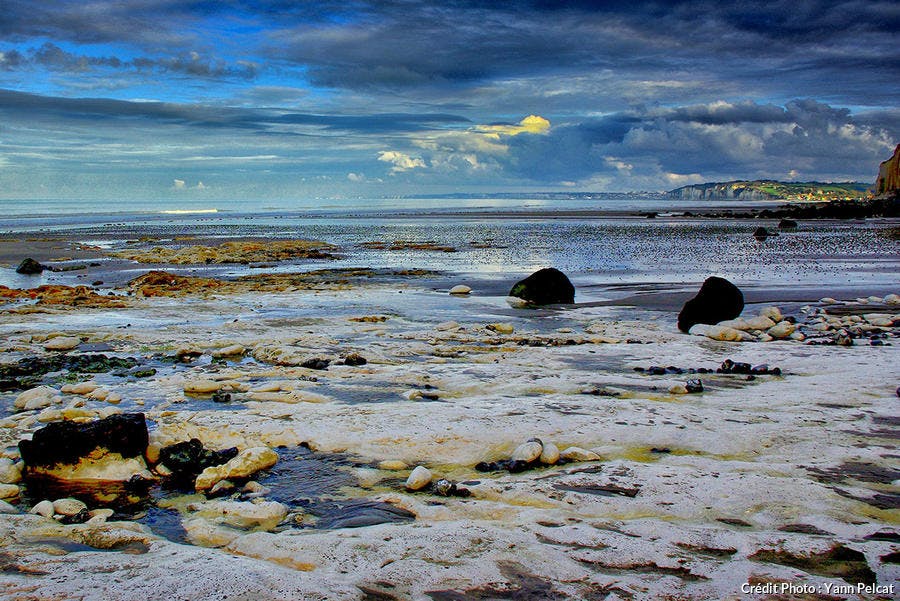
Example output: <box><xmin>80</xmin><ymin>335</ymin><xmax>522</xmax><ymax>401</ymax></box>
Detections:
<box><xmin>15</xmin><ymin>258</ymin><xmax>46</xmax><ymax>275</ymax></box>
<box><xmin>508</xmin><ymin>267</ymin><xmax>575</xmax><ymax>305</ymax></box>
<box><xmin>778</xmin><ymin>219</ymin><xmax>798</xmax><ymax>230</ymax></box>
<box><xmin>685</xmin><ymin>379</ymin><xmax>703</xmax><ymax>393</ymax></box>
<box><xmin>678</xmin><ymin>277</ymin><xmax>744</xmax><ymax>333</ymax></box>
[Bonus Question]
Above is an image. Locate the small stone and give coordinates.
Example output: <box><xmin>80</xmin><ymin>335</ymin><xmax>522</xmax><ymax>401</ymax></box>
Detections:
<box><xmin>155</xmin><ymin>464</ymin><xmax>173</xmax><ymax>477</ymax></box>
<box><xmin>0</xmin><ymin>500</ymin><xmax>18</xmax><ymax>514</ymax></box>
<box><xmin>52</xmin><ymin>497</ymin><xmax>88</xmax><ymax>516</ymax></box>
<box><xmin>183</xmin><ymin>380</ymin><xmax>223</xmax><ymax>394</ymax></box>
<box><xmin>432</xmin><ymin>479</ymin><xmax>454</xmax><ymax>496</ymax></box>
<box><xmin>405</xmin><ymin>466</ymin><xmax>433</xmax><ymax>491</ymax></box>
<box><xmin>559</xmin><ymin>447</ymin><xmax>601</xmax><ymax>462</ymax></box>
<box><xmin>0</xmin><ymin>484</ymin><xmax>19</xmax><ymax>499</ymax></box>
<box><xmin>341</xmin><ymin>353</ymin><xmax>367</xmax><ymax>366</ymax></box>
<box><xmin>539</xmin><ymin>443</ymin><xmax>560</xmax><ymax>465</ymax></box>
<box><xmin>505</xmin><ymin>296</ymin><xmax>529</xmax><ymax>309</ymax></box>
<box><xmin>145</xmin><ymin>442</ymin><xmax>161</xmax><ymax>464</ymax></box>
<box><xmin>864</xmin><ymin>314</ymin><xmax>895</xmax><ymax>327</ymax></box>
<box><xmin>685</xmin><ymin>379</ymin><xmax>703</xmax><ymax>393</ymax></box>
<box><xmin>0</xmin><ymin>458</ymin><xmax>22</xmax><ymax>484</ymax></box>
<box><xmin>211</xmin><ymin>344</ymin><xmax>245</xmax><ymax>358</ymax></box>
<box><xmin>789</xmin><ymin>331</ymin><xmax>805</xmax><ymax>341</ymax></box>
<box><xmin>61</xmin><ymin>382</ymin><xmax>99</xmax><ymax>395</ymax></box>
<box><xmin>449</xmin><ymin>285</ymin><xmax>472</xmax><ymax>295</ymax></box>
<box><xmin>819</xmin><ymin>297</ymin><xmax>839</xmax><ymax>304</ymax></box>
<box><xmin>87</xmin><ymin>387</ymin><xmax>110</xmax><ymax>401</ymax></box>
<box><xmin>300</xmin><ymin>358</ymin><xmax>330</xmax><ymax>370</ymax></box>
<box><xmin>835</xmin><ymin>329</ymin><xmax>854</xmax><ymax>346</ymax></box>
<box><xmin>378</xmin><ymin>460</ymin><xmax>408</xmax><ymax>471</ymax></box>
<box><xmin>759</xmin><ymin>306</ymin><xmax>783</xmax><ymax>322</ymax></box>
<box><xmin>767</xmin><ymin>321</ymin><xmax>796</xmax><ymax>339</ymax></box>
<box><xmin>668</xmin><ymin>384</ymin><xmax>689</xmax><ymax>395</ymax></box>
<box><xmin>190</xmin><ymin>500</ymin><xmax>288</xmax><ymax>530</ymax></box>
<box><xmin>88</xmin><ymin>508</ymin><xmax>114</xmax><ymax>521</ymax></box>
<box><xmin>884</xmin><ymin>294</ymin><xmax>900</xmax><ymax>305</ymax></box>
<box><xmin>211</xmin><ymin>391</ymin><xmax>231</xmax><ymax>403</ymax></box>
<box><xmin>242</xmin><ymin>481</ymin><xmax>270</xmax><ymax>495</ymax></box>
<box><xmin>14</xmin><ymin>385</ymin><xmax>61</xmax><ymax>411</ymax></box>
<box><xmin>44</xmin><ymin>336</ymin><xmax>81</xmax><ymax>351</ymax></box>
<box><xmin>867</xmin><ymin>296</ymin><xmax>883</xmax><ymax>303</ymax></box>
<box><xmin>486</xmin><ymin>323</ymin><xmax>514</xmax><ymax>335</ymax></box>
<box><xmin>194</xmin><ymin>446</ymin><xmax>278</xmax><ymax>492</ymax></box>
<box><xmin>31</xmin><ymin>500</ymin><xmax>55</xmax><ymax>517</ymax></box>
<box><xmin>209</xmin><ymin>479</ymin><xmax>236</xmax><ymax>497</ymax></box>
<box><xmin>511</xmin><ymin>439</ymin><xmax>543</xmax><ymax>463</ymax></box>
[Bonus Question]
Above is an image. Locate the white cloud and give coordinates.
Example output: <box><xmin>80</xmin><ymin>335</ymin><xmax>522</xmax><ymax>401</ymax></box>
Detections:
<box><xmin>377</xmin><ymin>150</ymin><xmax>426</xmax><ymax>173</ymax></box>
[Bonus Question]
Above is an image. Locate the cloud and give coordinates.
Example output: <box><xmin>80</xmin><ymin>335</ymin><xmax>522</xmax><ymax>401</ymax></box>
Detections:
<box><xmin>5</xmin><ymin>43</ymin><xmax>257</xmax><ymax>79</ymax></box>
<box><xmin>502</xmin><ymin>99</ymin><xmax>898</xmax><ymax>187</ymax></box>
<box><xmin>475</xmin><ymin>115</ymin><xmax>550</xmax><ymax>137</ymax></box>
<box><xmin>377</xmin><ymin>151</ymin><xmax>426</xmax><ymax>173</ymax></box>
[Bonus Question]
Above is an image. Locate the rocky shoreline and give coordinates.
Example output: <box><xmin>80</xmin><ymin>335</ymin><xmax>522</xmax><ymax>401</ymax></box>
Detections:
<box><xmin>0</xmin><ymin>234</ymin><xmax>898</xmax><ymax>600</ymax></box>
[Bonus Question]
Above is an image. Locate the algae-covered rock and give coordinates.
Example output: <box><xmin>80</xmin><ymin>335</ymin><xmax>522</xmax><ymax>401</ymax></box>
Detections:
<box><xmin>157</xmin><ymin>438</ymin><xmax>238</xmax><ymax>481</ymax></box>
<box><xmin>19</xmin><ymin>413</ymin><xmax>149</xmax><ymax>479</ymax></box>
<box><xmin>16</xmin><ymin>258</ymin><xmax>46</xmax><ymax>275</ymax></box>
<box><xmin>508</xmin><ymin>268</ymin><xmax>575</xmax><ymax>305</ymax></box>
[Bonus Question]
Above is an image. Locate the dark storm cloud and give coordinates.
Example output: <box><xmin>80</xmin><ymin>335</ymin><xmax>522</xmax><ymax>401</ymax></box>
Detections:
<box><xmin>263</xmin><ymin>0</ymin><xmax>899</xmax><ymax>103</ymax></box>
<box><xmin>5</xmin><ymin>43</ymin><xmax>258</xmax><ymax>79</ymax></box>
<box><xmin>2</xmin><ymin>1</ymin><xmax>896</xmax><ymax>105</ymax></box>
<box><xmin>0</xmin><ymin>0</ymin><xmax>195</xmax><ymax>46</ymax></box>
<box><xmin>0</xmin><ymin>89</ymin><xmax>468</xmax><ymax>135</ymax></box>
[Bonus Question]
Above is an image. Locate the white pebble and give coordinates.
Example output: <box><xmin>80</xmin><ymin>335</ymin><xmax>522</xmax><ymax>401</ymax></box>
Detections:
<box><xmin>511</xmin><ymin>440</ymin><xmax>543</xmax><ymax>463</ymax></box>
<box><xmin>30</xmin><ymin>500</ymin><xmax>55</xmax><ymax>517</ymax></box>
<box><xmin>405</xmin><ymin>466</ymin><xmax>432</xmax><ymax>491</ymax></box>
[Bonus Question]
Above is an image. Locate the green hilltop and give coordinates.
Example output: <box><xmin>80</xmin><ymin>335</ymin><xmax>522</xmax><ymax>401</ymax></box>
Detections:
<box><xmin>668</xmin><ymin>180</ymin><xmax>872</xmax><ymax>202</ymax></box>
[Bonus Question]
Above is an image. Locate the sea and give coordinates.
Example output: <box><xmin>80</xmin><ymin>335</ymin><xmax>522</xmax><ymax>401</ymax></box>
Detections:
<box><xmin>0</xmin><ymin>196</ymin><xmax>898</xmax><ymax>304</ymax></box>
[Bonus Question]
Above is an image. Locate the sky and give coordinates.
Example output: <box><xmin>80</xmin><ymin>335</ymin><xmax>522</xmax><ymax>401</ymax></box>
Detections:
<box><xmin>0</xmin><ymin>0</ymin><xmax>898</xmax><ymax>201</ymax></box>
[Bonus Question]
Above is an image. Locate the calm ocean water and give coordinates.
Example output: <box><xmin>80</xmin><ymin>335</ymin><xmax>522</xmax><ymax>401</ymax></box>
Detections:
<box><xmin>0</xmin><ymin>196</ymin><xmax>897</xmax><ymax>298</ymax></box>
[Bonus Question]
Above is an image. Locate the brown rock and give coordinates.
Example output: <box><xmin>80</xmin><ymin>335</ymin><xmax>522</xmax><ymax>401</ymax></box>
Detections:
<box><xmin>876</xmin><ymin>143</ymin><xmax>900</xmax><ymax>196</ymax></box>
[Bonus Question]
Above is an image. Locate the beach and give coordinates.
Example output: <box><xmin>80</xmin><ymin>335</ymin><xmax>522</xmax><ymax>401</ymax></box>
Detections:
<box><xmin>0</xmin><ymin>207</ymin><xmax>898</xmax><ymax>600</ymax></box>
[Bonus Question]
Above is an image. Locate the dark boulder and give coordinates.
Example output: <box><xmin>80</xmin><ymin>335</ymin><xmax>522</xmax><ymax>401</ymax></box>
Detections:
<box><xmin>778</xmin><ymin>219</ymin><xmax>798</xmax><ymax>230</ymax></box>
<box><xmin>753</xmin><ymin>226</ymin><xmax>777</xmax><ymax>240</ymax></box>
<box><xmin>509</xmin><ymin>267</ymin><xmax>575</xmax><ymax>305</ymax></box>
<box><xmin>677</xmin><ymin>277</ymin><xmax>744</xmax><ymax>333</ymax></box>
<box><xmin>19</xmin><ymin>413</ymin><xmax>148</xmax><ymax>468</ymax></box>
<box><xmin>15</xmin><ymin>258</ymin><xmax>46</xmax><ymax>275</ymax></box>
<box><xmin>157</xmin><ymin>438</ymin><xmax>238</xmax><ymax>479</ymax></box>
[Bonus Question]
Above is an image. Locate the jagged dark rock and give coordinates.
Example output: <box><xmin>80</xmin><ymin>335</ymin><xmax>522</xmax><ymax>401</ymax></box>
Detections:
<box><xmin>157</xmin><ymin>438</ymin><xmax>238</xmax><ymax>480</ymax></box>
<box><xmin>19</xmin><ymin>413</ymin><xmax>149</xmax><ymax>468</ymax></box>
<box><xmin>677</xmin><ymin>277</ymin><xmax>744</xmax><ymax>333</ymax></box>
<box><xmin>508</xmin><ymin>267</ymin><xmax>575</xmax><ymax>305</ymax></box>
<box><xmin>15</xmin><ymin>258</ymin><xmax>46</xmax><ymax>275</ymax></box>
